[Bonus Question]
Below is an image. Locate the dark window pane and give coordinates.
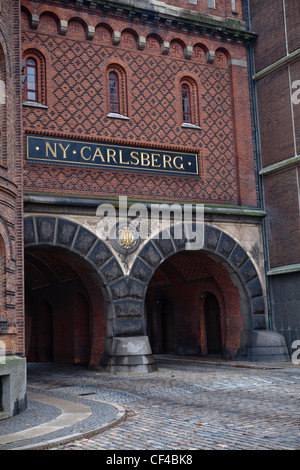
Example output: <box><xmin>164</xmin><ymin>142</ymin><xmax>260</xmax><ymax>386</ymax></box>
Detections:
<box><xmin>26</xmin><ymin>58</ymin><xmax>37</xmax><ymax>102</ymax></box>
<box><xmin>109</xmin><ymin>71</ymin><xmax>119</xmax><ymax>113</ymax></box>
<box><xmin>182</xmin><ymin>84</ymin><xmax>191</xmax><ymax>122</ymax></box>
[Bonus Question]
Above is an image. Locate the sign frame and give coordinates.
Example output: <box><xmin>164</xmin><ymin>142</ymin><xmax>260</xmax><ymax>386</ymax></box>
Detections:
<box><xmin>25</xmin><ymin>134</ymin><xmax>200</xmax><ymax>178</ymax></box>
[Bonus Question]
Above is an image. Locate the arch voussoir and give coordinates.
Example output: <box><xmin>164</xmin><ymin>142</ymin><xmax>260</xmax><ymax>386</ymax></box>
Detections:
<box><xmin>24</xmin><ymin>215</ymin><xmax>117</xmax><ymax>277</ymax></box>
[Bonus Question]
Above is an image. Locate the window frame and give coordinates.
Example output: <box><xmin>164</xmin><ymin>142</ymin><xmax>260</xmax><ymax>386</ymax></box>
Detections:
<box><xmin>179</xmin><ymin>77</ymin><xmax>201</xmax><ymax>130</ymax></box>
<box><xmin>22</xmin><ymin>49</ymin><xmax>47</xmax><ymax>108</ymax></box>
<box><xmin>106</xmin><ymin>64</ymin><xmax>129</xmax><ymax>119</ymax></box>
<box><xmin>181</xmin><ymin>83</ymin><xmax>191</xmax><ymax>123</ymax></box>
<box><xmin>26</xmin><ymin>57</ymin><xmax>38</xmax><ymax>103</ymax></box>
<box><xmin>109</xmin><ymin>71</ymin><xmax>120</xmax><ymax>114</ymax></box>
<box><xmin>207</xmin><ymin>0</ymin><xmax>216</xmax><ymax>8</ymax></box>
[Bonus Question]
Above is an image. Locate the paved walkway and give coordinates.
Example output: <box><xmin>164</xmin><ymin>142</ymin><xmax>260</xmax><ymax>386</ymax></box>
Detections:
<box><xmin>1</xmin><ymin>356</ymin><xmax>300</xmax><ymax>450</ymax></box>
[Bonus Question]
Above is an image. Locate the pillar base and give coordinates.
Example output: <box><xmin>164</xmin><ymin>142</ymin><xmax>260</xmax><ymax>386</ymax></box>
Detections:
<box><xmin>247</xmin><ymin>330</ymin><xmax>290</xmax><ymax>362</ymax></box>
<box><xmin>103</xmin><ymin>336</ymin><xmax>157</xmax><ymax>373</ymax></box>
<box><xmin>0</xmin><ymin>356</ymin><xmax>27</xmax><ymax>420</ymax></box>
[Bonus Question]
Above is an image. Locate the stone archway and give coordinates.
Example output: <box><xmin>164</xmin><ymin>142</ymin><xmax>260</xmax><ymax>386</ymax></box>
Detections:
<box><xmin>24</xmin><ymin>215</ymin><xmax>124</xmax><ymax>367</ymax></box>
<box><xmin>24</xmin><ymin>217</ymin><xmax>289</xmax><ymax>372</ymax></box>
<box><xmin>24</xmin><ymin>215</ymin><xmax>158</xmax><ymax>372</ymax></box>
<box><xmin>119</xmin><ymin>223</ymin><xmax>289</xmax><ymax>369</ymax></box>
<box><xmin>131</xmin><ymin>224</ymin><xmax>265</xmax><ymax>325</ymax></box>
<box><xmin>99</xmin><ymin>223</ymin><xmax>268</xmax><ymax>371</ymax></box>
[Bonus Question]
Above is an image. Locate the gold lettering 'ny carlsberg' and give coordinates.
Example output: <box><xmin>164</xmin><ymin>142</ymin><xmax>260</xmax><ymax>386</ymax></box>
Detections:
<box><xmin>27</xmin><ymin>135</ymin><xmax>199</xmax><ymax>176</ymax></box>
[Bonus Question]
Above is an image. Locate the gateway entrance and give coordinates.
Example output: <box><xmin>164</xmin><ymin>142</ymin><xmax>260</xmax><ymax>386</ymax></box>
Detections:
<box><xmin>146</xmin><ymin>250</ymin><xmax>242</xmax><ymax>358</ymax></box>
<box><xmin>204</xmin><ymin>293</ymin><xmax>222</xmax><ymax>355</ymax></box>
<box><xmin>25</xmin><ymin>245</ymin><xmax>106</xmax><ymax>366</ymax></box>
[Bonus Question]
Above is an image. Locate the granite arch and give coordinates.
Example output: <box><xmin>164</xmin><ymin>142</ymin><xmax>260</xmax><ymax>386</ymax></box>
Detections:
<box><xmin>128</xmin><ymin>223</ymin><xmax>267</xmax><ymax>357</ymax></box>
<box><xmin>23</xmin><ymin>217</ymin><xmax>289</xmax><ymax>370</ymax></box>
<box><xmin>23</xmin><ymin>215</ymin><xmax>127</xmax><ymax>366</ymax></box>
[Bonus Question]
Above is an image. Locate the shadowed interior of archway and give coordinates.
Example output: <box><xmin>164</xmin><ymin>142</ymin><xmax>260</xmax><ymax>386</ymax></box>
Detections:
<box><xmin>25</xmin><ymin>245</ymin><xmax>106</xmax><ymax>366</ymax></box>
<box><xmin>145</xmin><ymin>250</ymin><xmax>243</xmax><ymax>358</ymax></box>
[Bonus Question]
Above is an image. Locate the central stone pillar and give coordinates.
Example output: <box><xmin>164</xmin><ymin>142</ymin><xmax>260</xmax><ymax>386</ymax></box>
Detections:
<box><xmin>103</xmin><ymin>336</ymin><xmax>157</xmax><ymax>373</ymax></box>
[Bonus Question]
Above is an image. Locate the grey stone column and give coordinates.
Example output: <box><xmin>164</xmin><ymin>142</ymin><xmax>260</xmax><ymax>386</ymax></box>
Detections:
<box><xmin>103</xmin><ymin>275</ymin><xmax>157</xmax><ymax>372</ymax></box>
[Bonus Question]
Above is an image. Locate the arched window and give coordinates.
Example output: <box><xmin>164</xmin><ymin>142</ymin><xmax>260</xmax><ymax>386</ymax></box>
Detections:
<box><xmin>26</xmin><ymin>58</ymin><xmax>38</xmax><ymax>102</ymax></box>
<box><xmin>109</xmin><ymin>71</ymin><xmax>119</xmax><ymax>114</ymax></box>
<box><xmin>107</xmin><ymin>65</ymin><xmax>128</xmax><ymax>119</ymax></box>
<box><xmin>180</xmin><ymin>77</ymin><xmax>201</xmax><ymax>129</ymax></box>
<box><xmin>181</xmin><ymin>84</ymin><xmax>191</xmax><ymax>123</ymax></box>
<box><xmin>22</xmin><ymin>50</ymin><xmax>47</xmax><ymax>107</ymax></box>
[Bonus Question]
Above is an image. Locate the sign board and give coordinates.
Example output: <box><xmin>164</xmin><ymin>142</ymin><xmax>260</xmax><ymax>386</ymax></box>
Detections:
<box><xmin>25</xmin><ymin>134</ymin><xmax>199</xmax><ymax>177</ymax></box>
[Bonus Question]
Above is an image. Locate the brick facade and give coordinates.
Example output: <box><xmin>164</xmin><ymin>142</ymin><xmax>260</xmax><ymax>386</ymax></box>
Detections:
<box><xmin>21</xmin><ymin>0</ymin><xmax>257</xmax><ymax>207</ymax></box>
<box><xmin>0</xmin><ymin>0</ymin><xmax>24</xmax><ymax>357</ymax></box>
<box><xmin>21</xmin><ymin>0</ymin><xmax>285</xmax><ymax>371</ymax></box>
<box><xmin>0</xmin><ymin>0</ymin><xmax>26</xmax><ymax>418</ymax></box>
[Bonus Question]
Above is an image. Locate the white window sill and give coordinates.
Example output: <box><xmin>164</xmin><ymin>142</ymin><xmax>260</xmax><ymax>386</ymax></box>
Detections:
<box><xmin>23</xmin><ymin>101</ymin><xmax>48</xmax><ymax>109</ymax></box>
<box><xmin>107</xmin><ymin>112</ymin><xmax>129</xmax><ymax>120</ymax></box>
<box><xmin>181</xmin><ymin>122</ymin><xmax>201</xmax><ymax>130</ymax></box>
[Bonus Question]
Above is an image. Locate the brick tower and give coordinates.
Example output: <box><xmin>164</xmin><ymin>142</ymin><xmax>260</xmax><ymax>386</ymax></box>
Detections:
<box><xmin>0</xmin><ymin>0</ymin><xmax>26</xmax><ymax>418</ymax></box>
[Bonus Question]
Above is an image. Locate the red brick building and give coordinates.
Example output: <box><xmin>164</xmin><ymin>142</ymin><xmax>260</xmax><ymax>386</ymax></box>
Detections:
<box><xmin>0</xmin><ymin>0</ymin><xmax>26</xmax><ymax>418</ymax></box>
<box><xmin>249</xmin><ymin>0</ymin><xmax>300</xmax><ymax>357</ymax></box>
<box><xmin>20</xmin><ymin>0</ymin><xmax>289</xmax><ymax>372</ymax></box>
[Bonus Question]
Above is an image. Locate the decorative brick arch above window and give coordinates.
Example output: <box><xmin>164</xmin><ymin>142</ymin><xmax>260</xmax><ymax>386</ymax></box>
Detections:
<box><xmin>106</xmin><ymin>64</ymin><xmax>128</xmax><ymax>119</ymax></box>
<box><xmin>180</xmin><ymin>76</ymin><xmax>200</xmax><ymax>129</ymax></box>
<box><xmin>22</xmin><ymin>49</ymin><xmax>47</xmax><ymax>107</ymax></box>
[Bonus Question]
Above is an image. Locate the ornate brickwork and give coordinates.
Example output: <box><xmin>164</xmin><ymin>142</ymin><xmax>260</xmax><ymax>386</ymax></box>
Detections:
<box><xmin>19</xmin><ymin>0</ymin><xmax>272</xmax><ymax>371</ymax></box>
<box><xmin>22</xmin><ymin>24</ymin><xmax>239</xmax><ymax>204</ymax></box>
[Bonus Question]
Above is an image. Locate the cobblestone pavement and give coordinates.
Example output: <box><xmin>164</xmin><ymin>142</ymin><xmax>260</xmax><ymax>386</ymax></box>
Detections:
<box><xmin>37</xmin><ymin>358</ymin><xmax>300</xmax><ymax>451</ymax></box>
